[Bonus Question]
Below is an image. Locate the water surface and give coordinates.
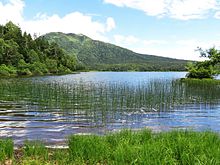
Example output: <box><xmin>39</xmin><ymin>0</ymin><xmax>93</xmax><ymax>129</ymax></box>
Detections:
<box><xmin>0</xmin><ymin>72</ymin><xmax>220</xmax><ymax>146</ymax></box>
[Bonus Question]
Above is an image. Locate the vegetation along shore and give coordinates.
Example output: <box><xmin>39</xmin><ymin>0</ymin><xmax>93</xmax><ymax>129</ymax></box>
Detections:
<box><xmin>1</xmin><ymin>130</ymin><xmax>220</xmax><ymax>164</ymax></box>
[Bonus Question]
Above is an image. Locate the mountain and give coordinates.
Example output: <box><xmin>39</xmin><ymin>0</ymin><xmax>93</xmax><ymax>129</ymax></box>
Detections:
<box><xmin>42</xmin><ymin>32</ymin><xmax>189</xmax><ymax>71</ymax></box>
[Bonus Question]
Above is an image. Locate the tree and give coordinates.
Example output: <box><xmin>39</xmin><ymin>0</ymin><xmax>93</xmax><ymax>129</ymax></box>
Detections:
<box><xmin>0</xmin><ymin>21</ymin><xmax>79</xmax><ymax>77</ymax></box>
<box><xmin>186</xmin><ymin>47</ymin><xmax>220</xmax><ymax>79</ymax></box>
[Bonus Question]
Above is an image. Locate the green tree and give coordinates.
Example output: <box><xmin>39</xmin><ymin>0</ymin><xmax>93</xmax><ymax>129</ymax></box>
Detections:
<box><xmin>0</xmin><ymin>21</ymin><xmax>81</xmax><ymax>77</ymax></box>
<box><xmin>186</xmin><ymin>47</ymin><xmax>220</xmax><ymax>79</ymax></box>
<box><xmin>28</xmin><ymin>49</ymin><xmax>40</xmax><ymax>63</ymax></box>
<box><xmin>4</xmin><ymin>40</ymin><xmax>23</xmax><ymax>66</ymax></box>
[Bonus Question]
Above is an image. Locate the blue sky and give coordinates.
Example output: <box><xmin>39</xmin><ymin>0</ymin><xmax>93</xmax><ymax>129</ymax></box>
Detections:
<box><xmin>1</xmin><ymin>0</ymin><xmax>220</xmax><ymax>60</ymax></box>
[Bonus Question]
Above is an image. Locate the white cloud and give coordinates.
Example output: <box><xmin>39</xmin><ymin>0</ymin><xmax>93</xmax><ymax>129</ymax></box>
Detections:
<box><xmin>104</xmin><ymin>0</ymin><xmax>167</xmax><ymax>17</ymax></box>
<box><xmin>0</xmin><ymin>0</ymin><xmax>24</xmax><ymax>24</ymax></box>
<box><xmin>106</xmin><ymin>17</ymin><xmax>116</xmax><ymax>32</ymax></box>
<box><xmin>169</xmin><ymin>0</ymin><xmax>218</xmax><ymax>20</ymax></box>
<box><xmin>0</xmin><ymin>0</ymin><xmax>116</xmax><ymax>42</ymax></box>
<box><xmin>22</xmin><ymin>12</ymin><xmax>117</xmax><ymax>41</ymax></box>
<box><xmin>104</xmin><ymin>0</ymin><xmax>220</xmax><ymax>20</ymax></box>
<box><xmin>214</xmin><ymin>11</ymin><xmax>220</xmax><ymax>19</ymax></box>
<box><xmin>21</xmin><ymin>12</ymin><xmax>113</xmax><ymax>41</ymax></box>
<box><xmin>133</xmin><ymin>46</ymin><xmax>202</xmax><ymax>61</ymax></box>
<box><xmin>114</xmin><ymin>35</ymin><xmax>139</xmax><ymax>45</ymax></box>
<box><xmin>113</xmin><ymin>35</ymin><xmax>220</xmax><ymax>60</ymax></box>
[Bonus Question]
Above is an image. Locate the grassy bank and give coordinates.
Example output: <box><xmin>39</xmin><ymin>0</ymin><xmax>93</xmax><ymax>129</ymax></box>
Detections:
<box><xmin>1</xmin><ymin>130</ymin><xmax>220</xmax><ymax>164</ymax></box>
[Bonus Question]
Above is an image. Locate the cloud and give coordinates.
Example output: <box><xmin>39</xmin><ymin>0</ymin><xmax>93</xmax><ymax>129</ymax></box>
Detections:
<box><xmin>23</xmin><ymin>12</ymin><xmax>116</xmax><ymax>41</ymax></box>
<box><xmin>104</xmin><ymin>0</ymin><xmax>167</xmax><ymax>17</ymax></box>
<box><xmin>22</xmin><ymin>12</ymin><xmax>115</xmax><ymax>41</ymax></box>
<box><xmin>214</xmin><ymin>11</ymin><xmax>220</xmax><ymax>19</ymax></box>
<box><xmin>0</xmin><ymin>0</ymin><xmax>116</xmax><ymax>42</ymax></box>
<box><xmin>104</xmin><ymin>0</ymin><xmax>220</xmax><ymax>20</ymax></box>
<box><xmin>133</xmin><ymin>46</ymin><xmax>202</xmax><ymax>61</ymax></box>
<box><xmin>106</xmin><ymin>17</ymin><xmax>116</xmax><ymax>32</ymax></box>
<box><xmin>114</xmin><ymin>34</ymin><xmax>167</xmax><ymax>47</ymax></box>
<box><xmin>113</xmin><ymin>35</ymin><xmax>219</xmax><ymax>60</ymax></box>
<box><xmin>169</xmin><ymin>0</ymin><xmax>218</xmax><ymax>20</ymax></box>
<box><xmin>114</xmin><ymin>35</ymin><xmax>139</xmax><ymax>45</ymax></box>
<box><xmin>0</xmin><ymin>0</ymin><xmax>24</xmax><ymax>24</ymax></box>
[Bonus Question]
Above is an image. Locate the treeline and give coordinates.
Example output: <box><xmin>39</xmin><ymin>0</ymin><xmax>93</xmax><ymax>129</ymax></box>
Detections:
<box><xmin>0</xmin><ymin>22</ymin><xmax>81</xmax><ymax>77</ymax></box>
<box><xmin>93</xmin><ymin>63</ymin><xmax>187</xmax><ymax>71</ymax></box>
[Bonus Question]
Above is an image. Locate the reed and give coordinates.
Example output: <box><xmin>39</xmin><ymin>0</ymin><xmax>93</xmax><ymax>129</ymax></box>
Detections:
<box><xmin>0</xmin><ymin>78</ymin><xmax>220</xmax><ymax>123</ymax></box>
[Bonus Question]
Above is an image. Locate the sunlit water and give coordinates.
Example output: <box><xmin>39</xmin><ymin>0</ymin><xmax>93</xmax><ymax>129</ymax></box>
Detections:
<box><xmin>0</xmin><ymin>72</ymin><xmax>220</xmax><ymax>146</ymax></box>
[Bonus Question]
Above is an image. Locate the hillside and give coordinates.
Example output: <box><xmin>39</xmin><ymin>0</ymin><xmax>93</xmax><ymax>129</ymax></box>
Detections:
<box><xmin>42</xmin><ymin>32</ymin><xmax>189</xmax><ymax>71</ymax></box>
<box><xmin>0</xmin><ymin>22</ymin><xmax>77</xmax><ymax>77</ymax></box>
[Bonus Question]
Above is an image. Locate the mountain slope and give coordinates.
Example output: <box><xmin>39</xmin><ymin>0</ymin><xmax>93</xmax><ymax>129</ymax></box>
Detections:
<box><xmin>42</xmin><ymin>32</ymin><xmax>189</xmax><ymax>71</ymax></box>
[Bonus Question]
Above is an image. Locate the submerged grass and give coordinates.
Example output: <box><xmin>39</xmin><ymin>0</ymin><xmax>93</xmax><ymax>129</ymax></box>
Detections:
<box><xmin>1</xmin><ymin>130</ymin><xmax>220</xmax><ymax>164</ymax></box>
<box><xmin>0</xmin><ymin>78</ymin><xmax>220</xmax><ymax>114</ymax></box>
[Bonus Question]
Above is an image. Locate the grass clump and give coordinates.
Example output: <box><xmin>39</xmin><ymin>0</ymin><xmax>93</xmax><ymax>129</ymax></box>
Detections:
<box><xmin>0</xmin><ymin>139</ymin><xmax>13</xmax><ymax>163</ymax></box>
<box><xmin>1</xmin><ymin>130</ymin><xmax>220</xmax><ymax>164</ymax></box>
<box><xmin>68</xmin><ymin>130</ymin><xmax>220</xmax><ymax>164</ymax></box>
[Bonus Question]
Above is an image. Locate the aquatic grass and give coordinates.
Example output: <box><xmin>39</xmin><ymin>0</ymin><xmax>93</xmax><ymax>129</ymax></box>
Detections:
<box><xmin>0</xmin><ymin>77</ymin><xmax>220</xmax><ymax>132</ymax></box>
<box><xmin>0</xmin><ymin>139</ymin><xmax>13</xmax><ymax>162</ymax></box>
<box><xmin>1</xmin><ymin>78</ymin><xmax>220</xmax><ymax>113</ymax></box>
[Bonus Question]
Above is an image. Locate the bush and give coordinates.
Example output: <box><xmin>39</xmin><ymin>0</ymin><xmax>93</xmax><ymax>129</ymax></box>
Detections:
<box><xmin>45</xmin><ymin>59</ymin><xmax>58</xmax><ymax>73</ymax></box>
<box><xmin>29</xmin><ymin>62</ymin><xmax>48</xmax><ymax>75</ymax></box>
<box><xmin>186</xmin><ymin>62</ymin><xmax>217</xmax><ymax>79</ymax></box>
<box><xmin>17</xmin><ymin>68</ymin><xmax>32</xmax><ymax>76</ymax></box>
<box><xmin>58</xmin><ymin>64</ymin><xmax>72</xmax><ymax>74</ymax></box>
<box><xmin>0</xmin><ymin>64</ymin><xmax>17</xmax><ymax>76</ymax></box>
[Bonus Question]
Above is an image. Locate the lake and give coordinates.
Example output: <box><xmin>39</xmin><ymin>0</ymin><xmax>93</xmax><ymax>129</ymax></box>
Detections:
<box><xmin>0</xmin><ymin>72</ymin><xmax>220</xmax><ymax>147</ymax></box>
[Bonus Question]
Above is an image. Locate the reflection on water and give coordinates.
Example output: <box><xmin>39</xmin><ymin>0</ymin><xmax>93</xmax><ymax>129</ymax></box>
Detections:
<box><xmin>0</xmin><ymin>72</ymin><xmax>220</xmax><ymax>146</ymax></box>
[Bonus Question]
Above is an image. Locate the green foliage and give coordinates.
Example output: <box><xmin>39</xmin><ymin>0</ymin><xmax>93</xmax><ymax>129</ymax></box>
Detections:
<box><xmin>0</xmin><ymin>139</ymin><xmax>13</xmax><ymax>162</ymax></box>
<box><xmin>186</xmin><ymin>62</ymin><xmax>217</xmax><ymax>79</ymax></box>
<box><xmin>44</xmin><ymin>32</ymin><xmax>188</xmax><ymax>71</ymax></box>
<box><xmin>45</xmin><ymin>58</ymin><xmax>58</xmax><ymax>73</ymax></box>
<box><xmin>0</xmin><ymin>64</ymin><xmax>16</xmax><ymax>76</ymax></box>
<box><xmin>29</xmin><ymin>62</ymin><xmax>48</xmax><ymax>75</ymax></box>
<box><xmin>186</xmin><ymin>47</ymin><xmax>220</xmax><ymax>79</ymax></box>
<box><xmin>23</xmin><ymin>141</ymin><xmax>48</xmax><ymax>160</ymax></box>
<box><xmin>2</xmin><ymin>130</ymin><xmax>220</xmax><ymax>164</ymax></box>
<box><xmin>58</xmin><ymin>64</ymin><xmax>72</xmax><ymax>74</ymax></box>
<box><xmin>67</xmin><ymin>130</ymin><xmax>220</xmax><ymax>164</ymax></box>
<box><xmin>0</xmin><ymin>22</ymin><xmax>77</xmax><ymax>77</ymax></box>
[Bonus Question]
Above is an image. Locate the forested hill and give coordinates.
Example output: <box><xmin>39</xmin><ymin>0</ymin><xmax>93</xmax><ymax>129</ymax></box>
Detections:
<box><xmin>43</xmin><ymin>32</ymin><xmax>189</xmax><ymax>71</ymax></box>
<box><xmin>0</xmin><ymin>22</ymin><xmax>78</xmax><ymax>77</ymax></box>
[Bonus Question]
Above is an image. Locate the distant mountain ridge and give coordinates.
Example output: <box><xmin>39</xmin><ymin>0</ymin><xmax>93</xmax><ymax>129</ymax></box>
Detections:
<box><xmin>42</xmin><ymin>32</ymin><xmax>189</xmax><ymax>71</ymax></box>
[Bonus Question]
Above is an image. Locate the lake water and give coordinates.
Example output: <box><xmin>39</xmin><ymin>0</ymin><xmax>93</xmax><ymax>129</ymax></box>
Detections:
<box><xmin>0</xmin><ymin>72</ymin><xmax>220</xmax><ymax>146</ymax></box>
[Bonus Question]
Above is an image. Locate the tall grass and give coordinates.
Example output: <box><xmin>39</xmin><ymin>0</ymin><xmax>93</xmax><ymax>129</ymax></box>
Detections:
<box><xmin>1</xmin><ymin>130</ymin><xmax>220</xmax><ymax>164</ymax></box>
<box><xmin>68</xmin><ymin>129</ymin><xmax>220</xmax><ymax>164</ymax></box>
<box><xmin>0</xmin><ymin>139</ymin><xmax>13</xmax><ymax>162</ymax></box>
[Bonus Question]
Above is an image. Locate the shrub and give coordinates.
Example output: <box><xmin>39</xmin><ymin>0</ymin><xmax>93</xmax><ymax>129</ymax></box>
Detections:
<box><xmin>0</xmin><ymin>64</ymin><xmax>17</xmax><ymax>76</ymax></box>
